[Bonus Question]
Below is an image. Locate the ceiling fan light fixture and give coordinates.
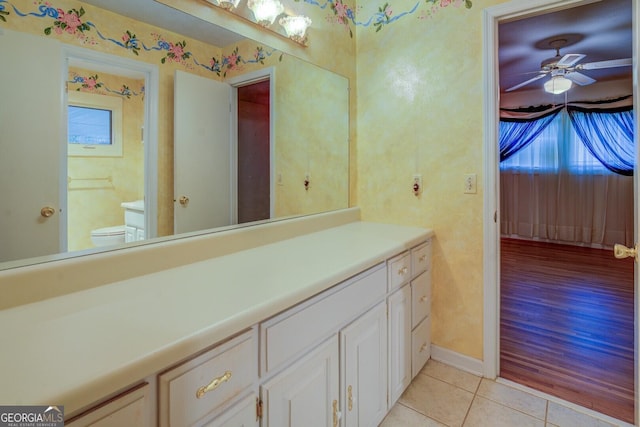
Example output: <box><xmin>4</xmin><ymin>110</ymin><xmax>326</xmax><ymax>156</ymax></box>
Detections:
<box><xmin>544</xmin><ymin>75</ymin><xmax>572</xmax><ymax>94</ymax></box>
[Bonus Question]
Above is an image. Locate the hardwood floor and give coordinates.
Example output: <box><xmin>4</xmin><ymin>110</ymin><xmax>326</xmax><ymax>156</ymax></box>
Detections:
<box><xmin>500</xmin><ymin>238</ymin><xmax>635</xmax><ymax>424</ymax></box>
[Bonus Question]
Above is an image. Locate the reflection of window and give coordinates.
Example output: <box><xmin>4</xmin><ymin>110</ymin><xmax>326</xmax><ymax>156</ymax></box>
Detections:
<box><xmin>68</xmin><ymin>91</ymin><xmax>123</xmax><ymax>157</ymax></box>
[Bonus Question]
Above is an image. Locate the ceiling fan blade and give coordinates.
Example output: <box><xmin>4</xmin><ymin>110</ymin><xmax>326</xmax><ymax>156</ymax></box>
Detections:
<box><xmin>565</xmin><ymin>71</ymin><xmax>596</xmax><ymax>86</ymax></box>
<box><xmin>504</xmin><ymin>73</ymin><xmax>547</xmax><ymax>92</ymax></box>
<box><xmin>579</xmin><ymin>58</ymin><xmax>632</xmax><ymax>70</ymax></box>
<box><xmin>556</xmin><ymin>53</ymin><xmax>586</xmax><ymax>68</ymax></box>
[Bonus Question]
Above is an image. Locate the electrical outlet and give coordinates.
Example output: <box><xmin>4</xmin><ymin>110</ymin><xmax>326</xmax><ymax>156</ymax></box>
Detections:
<box><xmin>464</xmin><ymin>173</ymin><xmax>477</xmax><ymax>194</ymax></box>
<box><xmin>413</xmin><ymin>174</ymin><xmax>422</xmax><ymax>195</ymax></box>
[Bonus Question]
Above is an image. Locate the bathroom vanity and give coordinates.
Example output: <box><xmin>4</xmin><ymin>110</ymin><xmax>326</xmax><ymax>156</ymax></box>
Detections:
<box><xmin>0</xmin><ymin>209</ymin><xmax>433</xmax><ymax>426</ymax></box>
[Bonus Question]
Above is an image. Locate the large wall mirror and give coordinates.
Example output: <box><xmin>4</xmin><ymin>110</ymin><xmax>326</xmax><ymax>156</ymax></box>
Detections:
<box><xmin>0</xmin><ymin>0</ymin><xmax>349</xmax><ymax>269</ymax></box>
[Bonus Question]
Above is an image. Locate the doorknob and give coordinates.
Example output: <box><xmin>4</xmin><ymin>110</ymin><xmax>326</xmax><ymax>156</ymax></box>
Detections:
<box><xmin>613</xmin><ymin>243</ymin><xmax>637</xmax><ymax>261</ymax></box>
<box><xmin>178</xmin><ymin>196</ymin><xmax>189</xmax><ymax>207</ymax></box>
<box><xmin>40</xmin><ymin>206</ymin><xmax>55</xmax><ymax>218</ymax></box>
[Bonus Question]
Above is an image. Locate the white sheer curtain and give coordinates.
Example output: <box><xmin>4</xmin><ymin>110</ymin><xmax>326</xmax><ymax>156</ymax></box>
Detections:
<box><xmin>500</xmin><ymin>111</ymin><xmax>634</xmax><ymax>248</ymax></box>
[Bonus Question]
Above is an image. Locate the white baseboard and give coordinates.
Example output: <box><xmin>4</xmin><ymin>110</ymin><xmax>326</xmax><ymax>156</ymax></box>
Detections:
<box><xmin>430</xmin><ymin>344</ymin><xmax>484</xmax><ymax>377</ymax></box>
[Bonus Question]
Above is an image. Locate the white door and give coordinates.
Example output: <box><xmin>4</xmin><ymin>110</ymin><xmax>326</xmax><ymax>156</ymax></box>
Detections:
<box><xmin>261</xmin><ymin>336</ymin><xmax>339</xmax><ymax>427</ymax></box>
<box><xmin>387</xmin><ymin>284</ymin><xmax>412</xmax><ymax>406</ymax></box>
<box><xmin>174</xmin><ymin>70</ymin><xmax>232</xmax><ymax>234</ymax></box>
<box><xmin>341</xmin><ymin>302</ymin><xmax>388</xmax><ymax>427</ymax></box>
<box><xmin>0</xmin><ymin>29</ymin><xmax>63</xmax><ymax>262</ymax></box>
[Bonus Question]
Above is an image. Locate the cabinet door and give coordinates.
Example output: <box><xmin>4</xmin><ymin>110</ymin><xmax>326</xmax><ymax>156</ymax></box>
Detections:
<box><xmin>203</xmin><ymin>393</ymin><xmax>258</xmax><ymax>427</ymax></box>
<box><xmin>341</xmin><ymin>302</ymin><xmax>388</xmax><ymax>427</ymax></box>
<box><xmin>387</xmin><ymin>285</ymin><xmax>412</xmax><ymax>406</ymax></box>
<box><xmin>262</xmin><ymin>336</ymin><xmax>339</xmax><ymax>427</ymax></box>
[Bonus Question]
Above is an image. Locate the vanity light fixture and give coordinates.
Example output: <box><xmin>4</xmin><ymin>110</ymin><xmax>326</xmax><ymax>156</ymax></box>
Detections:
<box><xmin>247</xmin><ymin>0</ymin><xmax>284</xmax><ymax>26</ymax></box>
<box><xmin>279</xmin><ymin>15</ymin><xmax>312</xmax><ymax>43</ymax></box>
<box><xmin>544</xmin><ymin>75</ymin><xmax>572</xmax><ymax>95</ymax></box>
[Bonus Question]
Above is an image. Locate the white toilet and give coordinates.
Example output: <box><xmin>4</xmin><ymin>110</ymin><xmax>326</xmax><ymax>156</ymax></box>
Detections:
<box><xmin>90</xmin><ymin>225</ymin><xmax>126</xmax><ymax>247</ymax></box>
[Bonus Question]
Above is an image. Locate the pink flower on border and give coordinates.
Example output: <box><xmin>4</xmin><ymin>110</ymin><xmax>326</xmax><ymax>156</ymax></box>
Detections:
<box><xmin>440</xmin><ymin>0</ymin><xmax>452</xmax><ymax>6</ymax></box>
<box><xmin>169</xmin><ymin>43</ymin><xmax>184</xmax><ymax>60</ymax></box>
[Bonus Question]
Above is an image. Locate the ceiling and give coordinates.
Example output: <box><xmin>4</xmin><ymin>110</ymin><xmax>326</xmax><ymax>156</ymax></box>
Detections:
<box><xmin>499</xmin><ymin>0</ymin><xmax>632</xmax><ymax>101</ymax></box>
<box><xmin>81</xmin><ymin>0</ymin><xmax>245</xmax><ymax>47</ymax></box>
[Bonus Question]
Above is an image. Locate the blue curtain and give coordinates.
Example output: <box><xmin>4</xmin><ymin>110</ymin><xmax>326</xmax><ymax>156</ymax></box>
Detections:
<box><xmin>567</xmin><ymin>107</ymin><xmax>635</xmax><ymax>176</ymax></box>
<box><xmin>499</xmin><ymin>110</ymin><xmax>561</xmax><ymax>162</ymax></box>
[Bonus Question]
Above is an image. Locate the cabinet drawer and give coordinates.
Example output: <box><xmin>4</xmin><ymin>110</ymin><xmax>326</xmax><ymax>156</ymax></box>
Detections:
<box><xmin>66</xmin><ymin>383</ymin><xmax>150</xmax><ymax>427</ymax></box>
<box><xmin>411</xmin><ymin>272</ymin><xmax>431</xmax><ymax>328</ymax></box>
<box><xmin>202</xmin><ymin>393</ymin><xmax>258</xmax><ymax>427</ymax></box>
<box><xmin>159</xmin><ymin>329</ymin><xmax>257</xmax><ymax>427</ymax></box>
<box><xmin>261</xmin><ymin>263</ymin><xmax>386</xmax><ymax>376</ymax></box>
<box><xmin>411</xmin><ymin>240</ymin><xmax>431</xmax><ymax>277</ymax></box>
<box><xmin>124</xmin><ymin>210</ymin><xmax>144</xmax><ymax>228</ymax></box>
<box><xmin>411</xmin><ymin>317</ymin><xmax>431</xmax><ymax>379</ymax></box>
<box><xmin>387</xmin><ymin>252</ymin><xmax>410</xmax><ymax>291</ymax></box>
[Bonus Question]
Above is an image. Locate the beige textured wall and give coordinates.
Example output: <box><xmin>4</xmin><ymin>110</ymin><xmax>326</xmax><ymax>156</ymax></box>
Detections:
<box><xmin>355</xmin><ymin>0</ymin><xmax>506</xmax><ymax>360</ymax></box>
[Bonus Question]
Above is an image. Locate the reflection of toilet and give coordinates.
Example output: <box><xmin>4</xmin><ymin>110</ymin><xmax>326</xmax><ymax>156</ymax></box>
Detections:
<box><xmin>90</xmin><ymin>225</ymin><xmax>126</xmax><ymax>247</ymax></box>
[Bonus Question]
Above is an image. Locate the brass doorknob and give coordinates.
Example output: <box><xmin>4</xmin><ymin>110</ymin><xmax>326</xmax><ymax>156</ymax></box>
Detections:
<box><xmin>613</xmin><ymin>243</ymin><xmax>637</xmax><ymax>261</ymax></box>
<box><xmin>40</xmin><ymin>206</ymin><xmax>55</xmax><ymax>218</ymax></box>
<box><xmin>178</xmin><ymin>196</ymin><xmax>189</xmax><ymax>207</ymax></box>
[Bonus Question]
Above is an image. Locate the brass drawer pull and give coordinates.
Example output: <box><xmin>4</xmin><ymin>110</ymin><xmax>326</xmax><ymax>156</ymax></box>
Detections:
<box><xmin>419</xmin><ymin>343</ymin><xmax>428</xmax><ymax>353</ymax></box>
<box><xmin>196</xmin><ymin>371</ymin><xmax>232</xmax><ymax>399</ymax></box>
<box><xmin>348</xmin><ymin>385</ymin><xmax>353</xmax><ymax>411</ymax></box>
<box><xmin>333</xmin><ymin>400</ymin><xmax>339</xmax><ymax>427</ymax></box>
<box><xmin>398</xmin><ymin>266</ymin><xmax>408</xmax><ymax>276</ymax></box>
<box><xmin>418</xmin><ymin>254</ymin><xmax>427</xmax><ymax>262</ymax></box>
<box><xmin>420</xmin><ymin>295</ymin><xmax>428</xmax><ymax>303</ymax></box>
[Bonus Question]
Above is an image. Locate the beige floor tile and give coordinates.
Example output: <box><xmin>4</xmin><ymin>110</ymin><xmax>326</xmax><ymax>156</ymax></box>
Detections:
<box><xmin>464</xmin><ymin>396</ymin><xmax>545</xmax><ymax>427</ymax></box>
<box><xmin>420</xmin><ymin>360</ymin><xmax>482</xmax><ymax>393</ymax></box>
<box><xmin>399</xmin><ymin>374</ymin><xmax>474</xmax><ymax>427</ymax></box>
<box><xmin>546</xmin><ymin>402</ymin><xmax>617</xmax><ymax>427</ymax></box>
<box><xmin>379</xmin><ymin>403</ymin><xmax>447</xmax><ymax>427</ymax></box>
<box><xmin>476</xmin><ymin>379</ymin><xmax>547</xmax><ymax>420</ymax></box>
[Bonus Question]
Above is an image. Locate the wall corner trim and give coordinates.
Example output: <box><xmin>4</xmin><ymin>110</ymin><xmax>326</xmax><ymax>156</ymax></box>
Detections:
<box><xmin>430</xmin><ymin>345</ymin><xmax>485</xmax><ymax>377</ymax></box>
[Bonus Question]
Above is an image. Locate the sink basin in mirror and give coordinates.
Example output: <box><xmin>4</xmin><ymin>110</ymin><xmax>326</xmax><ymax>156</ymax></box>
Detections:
<box><xmin>0</xmin><ymin>0</ymin><xmax>349</xmax><ymax>270</ymax></box>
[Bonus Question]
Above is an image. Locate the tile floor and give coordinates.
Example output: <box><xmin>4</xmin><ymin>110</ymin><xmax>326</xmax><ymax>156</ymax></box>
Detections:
<box><xmin>380</xmin><ymin>360</ymin><xmax>634</xmax><ymax>427</ymax></box>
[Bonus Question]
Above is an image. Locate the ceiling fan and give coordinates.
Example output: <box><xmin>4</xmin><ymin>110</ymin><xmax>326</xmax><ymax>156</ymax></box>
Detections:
<box><xmin>505</xmin><ymin>38</ymin><xmax>632</xmax><ymax>93</ymax></box>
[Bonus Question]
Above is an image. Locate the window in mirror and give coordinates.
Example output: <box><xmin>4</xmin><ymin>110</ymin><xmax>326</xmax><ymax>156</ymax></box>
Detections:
<box><xmin>68</xmin><ymin>91</ymin><xmax>123</xmax><ymax>157</ymax></box>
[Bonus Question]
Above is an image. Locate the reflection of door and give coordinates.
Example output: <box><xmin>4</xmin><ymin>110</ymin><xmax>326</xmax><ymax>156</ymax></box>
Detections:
<box><xmin>0</xmin><ymin>30</ymin><xmax>63</xmax><ymax>262</ymax></box>
<box><xmin>174</xmin><ymin>70</ymin><xmax>232</xmax><ymax>234</ymax></box>
<box><xmin>237</xmin><ymin>80</ymin><xmax>270</xmax><ymax>224</ymax></box>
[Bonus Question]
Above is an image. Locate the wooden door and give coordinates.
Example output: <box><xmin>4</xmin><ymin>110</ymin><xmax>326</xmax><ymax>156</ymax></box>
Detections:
<box><xmin>341</xmin><ymin>302</ymin><xmax>388</xmax><ymax>427</ymax></box>
<box><xmin>261</xmin><ymin>336</ymin><xmax>339</xmax><ymax>427</ymax></box>
<box><xmin>0</xmin><ymin>29</ymin><xmax>63</xmax><ymax>262</ymax></box>
<box><xmin>174</xmin><ymin>70</ymin><xmax>232</xmax><ymax>234</ymax></box>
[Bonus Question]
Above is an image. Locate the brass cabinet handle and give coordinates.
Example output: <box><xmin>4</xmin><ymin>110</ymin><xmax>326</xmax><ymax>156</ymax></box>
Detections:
<box><xmin>398</xmin><ymin>266</ymin><xmax>408</xmax><ymax>276</ymax></box>
<box><xmin>419</xmin><ymin>343</ymin><xmax>428</xmax><ymax>353</ymax></box>
<box><xmin>40</xmin><ymin>206</ymin><xmax>55</xmax><ymax>218</ymax></box>
<box><xmin>420</xmin><ymin>295</ymin><xmax>428</xmax><ymax>303</ymax></box>
<box><xmin>178</xmin><ymin>196</ymin><xmax>190</xmax><ymax>207</ymax></box>
<box><xmin>348</xmin><ymin>385</ymin><xmax>353</xmax><ymax>411</ymax></box>
<box><xmin>332</xmin><ymin>400</ymin><xmax>339</xmax><ymax>427</ymax></box>
<box><xmin>196</xmin><ymin>371</ymin><xmax>232</xmax><ymax>399</ymax></box>
<box><xmin>419</xmin><ymin>254</ymin><xmax>427</xmax><ymax>262</ymax></box>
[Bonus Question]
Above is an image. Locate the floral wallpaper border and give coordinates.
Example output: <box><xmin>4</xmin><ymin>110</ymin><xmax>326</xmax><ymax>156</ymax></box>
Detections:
<box><xmin>0</xmin><ymin>0</ymin><xmax>279</xmax><ymax>77</ymax></box>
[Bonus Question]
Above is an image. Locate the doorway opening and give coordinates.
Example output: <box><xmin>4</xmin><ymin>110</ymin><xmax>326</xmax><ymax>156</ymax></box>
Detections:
<box><xmin>483</xmin><ymin>0</ymin><xmax>637</xmax><ymax>425</ymax></box>
<box><xmin>64</xmin><ymin>47</ymin><xmax>159</xmax><ymax>252</ymax></box>
<box><xmin>237</xmin><ymin>80</ymin><xmax>271</xmax><ymax>224</ymax></box>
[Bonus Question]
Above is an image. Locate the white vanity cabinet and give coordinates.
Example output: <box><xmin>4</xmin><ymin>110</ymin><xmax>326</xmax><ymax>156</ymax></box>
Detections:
<box><xmin>158</xmin><ymin>329</ymin><xmax>258</xmax><ymax>427</ymax></box>
<box><xmin>259</xmin><ymin>264</ymin><xmax>388</xmax><ymax>427</ymax></box>
<box><xmin>340</xmin><ymin>301</ymin><xmax>388</xmax><ymax>427</ymax></box>
<box><xmin>122</xmin><ymin>200</ymin><xmax>145</xmax><ymax>243</ymax></box>
<box><xmin>261</xmin><ymin>335</ymin><xmax>340</xmax><ymax>427</ymax></box>
<box><xmin>65</xmin><ymin>383</ymin><xmax>151</xmax><ymax>427</ymax></box>
<box><xmin>387</xmin><ymin>284</ymin><xmax>412</xmax><ymax>406</ymax></box>
<box><xmin>410</xmin><ymin>241</ymin><xmax>432</xmax><ymax>378</ymax></box>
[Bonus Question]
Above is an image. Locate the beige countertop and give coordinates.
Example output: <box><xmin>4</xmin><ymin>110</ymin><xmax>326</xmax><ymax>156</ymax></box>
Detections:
<box><xmin>0</xmin><ymin>219</ymin><xmax>432</xmax><ymax>416</ymax></box>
